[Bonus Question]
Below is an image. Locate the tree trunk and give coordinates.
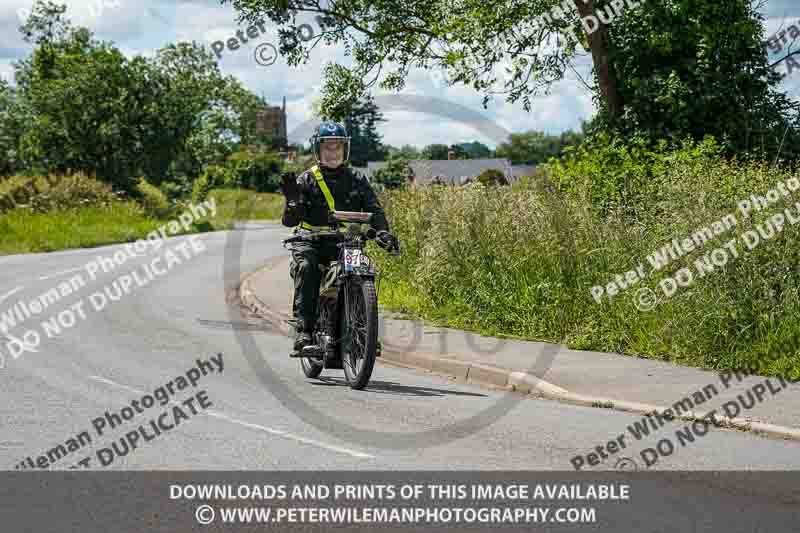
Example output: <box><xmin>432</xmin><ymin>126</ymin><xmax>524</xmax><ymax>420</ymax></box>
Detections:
<box><xmin>574</xmin><ymin>0</ymin><xmax>624</xmax><ymax>123</ymax></box>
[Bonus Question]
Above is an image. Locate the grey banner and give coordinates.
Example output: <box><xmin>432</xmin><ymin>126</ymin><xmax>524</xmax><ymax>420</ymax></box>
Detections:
<box><xmin>0</xmin><ymin>471</ymin><xmax>798</xmax><ymax>532</ymax></box>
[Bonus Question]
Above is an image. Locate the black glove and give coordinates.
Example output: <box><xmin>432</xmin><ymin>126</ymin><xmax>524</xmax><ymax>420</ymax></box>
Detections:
<box><xmin>376</xmin><ymin>230</ymin><xmax>400</xmax><ymax>255</ymax></box>
<box><xmin>280</xmin><ymin>172</ymin><xmax>299</xmax><ymax>203</ymax></box>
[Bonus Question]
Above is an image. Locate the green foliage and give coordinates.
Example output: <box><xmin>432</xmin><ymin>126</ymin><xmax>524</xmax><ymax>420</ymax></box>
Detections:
<box><xmin>225</xmin><ymin>149</ymin><xmax>284</xmax><ymax>192</ymax></box>
<box><xmin>0</xmin><ymin>79</ymin><xmax>25</xmax><ymax>177</ymax></box>
<box><xmin>205</xmin><ymin>189</ymin><xmax>284</xmax><ymax>226</ymax></box>
<box><xmin>476</xmin><ymin>168</ymin><xmax>508</xmax><ymax>186</ymax></box>
<box><xmin>387</xmin><ymin>145</ymin><xmax>421</xmax><ymax>160</ymax></box>
<box><xmin>0</xmin><ymin>173</ymin><xmax>118</xmax><ymax>213</ymax></box>
<box><xmin>372</xmin><ymin>159</ymin><xmax>409</xmax><ymax>190</ymax></box>
<box><xmin>376</xmin><ymin>145</ymin><xmax>800</xmax><ymax>377</ymax></box>
<box><xmin>30</xmin><ymin>173</ymin><xmax>118</xmax><ymax>212</ymax></box>
<box><xmin>456</xmin><ymin>141</ymin><xmax>492</xmax><ymax>159</ymax></box>
<box><xmin>603</xmin><ymin>0</ymin><xmax>800</xmax><ymax>158</ymax></box>
<box><xmin>135</xmin><ymin>177</ymin><xmax>172</xmax><ymax>218</ymax></box>
<box><xmin>192</xmin><ymin>166</ymin><xmax>226</xmax><ymax>203</ymax></box>
<box><xmin>420</xmin><ymin>144</ymin><xmax>450</xmax><ymax>160</ymax></box>
<box><xmin>341</xmin><ymin>96</ymin><xmax>389</xmax><ymax>167</ymax></box>
<box><xmin>496</xmin><ymin>129</ymin><xmax>585</xmax><ymax>165</ymax></box>
<box><xmin>0</xmin><ymin>201</ymin><xmax>199</xmax><ymax>255</ymax></box>
<box><xmin>548</xmin><ymin>132</ymin><xmax>725</xmax><ymax>218</ymax></box>
<box><xmin>6</xmin><ymin>1</ymin><xmax>271</xmax><ymax>195</ymax></box>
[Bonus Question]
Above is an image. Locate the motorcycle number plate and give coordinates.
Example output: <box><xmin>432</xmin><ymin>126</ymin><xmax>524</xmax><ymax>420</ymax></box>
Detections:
<box><xmin>344</xmin><ymin>248</ymin><xmax>366</xmax><ymax>272</ymax></box>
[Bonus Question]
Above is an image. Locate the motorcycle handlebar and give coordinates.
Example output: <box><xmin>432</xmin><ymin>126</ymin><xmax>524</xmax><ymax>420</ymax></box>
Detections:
<box><xmin>283</xmin><ymin>228</ymin><xmax>383</xmax><ymax>245</ymax></box>
<box><xmin>283</xmin><ymin>228</ymin><xmax>399</xmax><ymax>251</ymax></box>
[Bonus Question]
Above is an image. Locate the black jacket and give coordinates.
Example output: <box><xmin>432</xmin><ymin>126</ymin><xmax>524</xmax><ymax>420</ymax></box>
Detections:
<box><xmin>281</xmin><ymin>165</ymin><xmax>389</xmax><ymax>232</ymax></box>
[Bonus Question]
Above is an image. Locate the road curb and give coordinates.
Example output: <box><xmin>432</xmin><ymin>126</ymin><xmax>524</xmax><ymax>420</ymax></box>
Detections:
<box><xmin>238</xmin><ymin>259</ymin><xmax>800</xmax><ymax>443</ymax></box>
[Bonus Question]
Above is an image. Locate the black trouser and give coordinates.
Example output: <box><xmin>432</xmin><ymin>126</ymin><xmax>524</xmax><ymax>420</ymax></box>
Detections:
<box><xmin>289</xmin><ymin>237</ymin><xmax>340</xmax><ymax>333</ymax></box>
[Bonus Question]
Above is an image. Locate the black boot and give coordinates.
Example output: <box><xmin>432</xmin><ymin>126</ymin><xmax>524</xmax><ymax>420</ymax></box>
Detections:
<box><xmin>294</xmin><ymin>331</ymin><xmax>313</xmax><ymax>352</ymax></box>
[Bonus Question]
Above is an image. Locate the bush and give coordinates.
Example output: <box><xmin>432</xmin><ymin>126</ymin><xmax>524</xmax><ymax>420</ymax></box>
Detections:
<box><xmin>547</xmin><ymin>133</ymin><xmax>726</xmax><ymax>219</ymax></box>
<box><xmin>159</xmin><ymin>175</ymin><xmax>193</xmax><ymax>201</ymax></box>
<box><xmin>29</xmin><ymin>173</ymin><xmax>119</xmax><ymax>213</ymax></box>
<box><xmin>0</xmin><ymin>173</ymin><xmax>119</xmax><ymax>214</ymax></box>
<box><xmin>135</xmin><ymin>177</ymin><xmax>172</xmax><ymax>218</ymax></box>
<box><xmin>192</xmin><ymin>165</ymin><xmax>227</xmax><ymax>203</ymax></box>
<box><xmin>476</xmin><ymin>168</ymin><xmax>508</xmax><ymax>186</ymax></box>
<box><xmin>372</xmin><ymin>159</ymin><xmax>409</xmax><ymax>190</ymax></box>
<box><xmin>225</xmin><ymin>149</ymin><xmax>284</xmax><ymax>192</ymax></box>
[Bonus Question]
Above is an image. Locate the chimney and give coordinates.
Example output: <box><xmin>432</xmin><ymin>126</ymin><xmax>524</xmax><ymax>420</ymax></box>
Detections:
<box><xmin>448</xmin><ymin>149</ymin><xmax>456</xmax><ymax>160</ymax></box>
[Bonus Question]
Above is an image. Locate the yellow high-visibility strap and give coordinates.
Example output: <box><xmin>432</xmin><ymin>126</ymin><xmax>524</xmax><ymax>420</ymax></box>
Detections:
<box><xmin>299</xmin><ymin>222</ymin><xmax>330</xmax><ymax>230</ymax></box>
<box><xmin>297</xmin><ymin>165</ymin><xmax>345</xmax><ymax>230</ymax></box>
<box><xmin>311</xmin><ymin>165</ymin><xmax>336</xmax><ymax>212</ymax></box>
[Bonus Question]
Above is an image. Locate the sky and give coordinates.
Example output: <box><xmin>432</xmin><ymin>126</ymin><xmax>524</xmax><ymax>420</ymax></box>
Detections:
<box><xmin>1</xmin><ymin>0</ymin><xmax>799</xmax><ymax>149</ymax></box>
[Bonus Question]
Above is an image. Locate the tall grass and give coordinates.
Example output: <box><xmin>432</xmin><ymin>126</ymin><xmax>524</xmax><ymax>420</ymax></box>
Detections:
<box><xmin>375</xmin><ymin>140</ymin><xmax>800</xmax><ymax>377</ymax></box>
<box><xmin>0</xmin><ymin>202</ymin><xmax>168</xmax><ymax>254</ymax></box>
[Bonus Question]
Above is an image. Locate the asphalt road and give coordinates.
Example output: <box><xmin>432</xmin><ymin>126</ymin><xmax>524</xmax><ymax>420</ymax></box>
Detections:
<box><xmin>1</xmin><ymin>225</ymin><xmax>799</xmax><ymax>472</ymax></box>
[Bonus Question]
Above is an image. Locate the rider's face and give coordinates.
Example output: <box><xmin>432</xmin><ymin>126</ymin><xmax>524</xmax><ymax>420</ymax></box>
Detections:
<box><xmin>320</xmin><ymin>139</ymin><xmax>345</xmax><ymax>168</ymax></box>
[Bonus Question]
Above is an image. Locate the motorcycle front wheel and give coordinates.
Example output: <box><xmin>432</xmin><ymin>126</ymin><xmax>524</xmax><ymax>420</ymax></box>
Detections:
<box><xmin>340</xmin><ymin>278</ymin><xmax>378</xmax><ymax>390</ymax></box>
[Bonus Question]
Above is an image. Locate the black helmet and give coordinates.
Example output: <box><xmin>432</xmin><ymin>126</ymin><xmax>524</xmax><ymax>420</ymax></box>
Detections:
<box><xmin>311</xmin><ymin>121</ymin><xmax>350</xmax><ymax>168</ymax></box>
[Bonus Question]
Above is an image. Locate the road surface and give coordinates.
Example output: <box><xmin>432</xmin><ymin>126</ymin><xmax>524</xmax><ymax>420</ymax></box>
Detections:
<box><xmin>1</xmin><ymin>225</ymin><xmax>798</xmax><ymax>472</ymax></box>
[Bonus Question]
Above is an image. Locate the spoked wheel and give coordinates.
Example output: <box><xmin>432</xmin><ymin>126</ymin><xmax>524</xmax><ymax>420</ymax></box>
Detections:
<box><xmin>299</xmin><ymin>302</ymin><xmax>326</xmax><ymax>379</ymax></box>
<box><xmin>340</xmin><ymin>279</ymin><xmax>378</xmax><ymax>390</ymax></box>
<box><xmin>300</xmin><ymin>351</ymin><xmax>324</xmax><ymax>378</ymax></box>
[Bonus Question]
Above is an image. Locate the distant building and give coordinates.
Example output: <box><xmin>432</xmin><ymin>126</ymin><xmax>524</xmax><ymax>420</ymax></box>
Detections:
<box><xmin>256</xmin><ymin>96</ymin><xmax>288</xmax><ymax>150</ymax></box>
<box><xmin>364</xmin><ymin>158</ymin><xmax>518</xmax><ymax>186</ymax></box>
<box><xmin>511</xmin><ymin>165</ymin><xmax>538</xmax><ymax>181</ymax></box>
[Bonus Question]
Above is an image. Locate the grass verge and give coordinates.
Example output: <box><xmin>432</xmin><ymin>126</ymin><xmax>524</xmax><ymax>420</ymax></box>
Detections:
<box><xmin>372</xmin><ymin>141</ymin><xmax>800</xmax><ymax>378</ymax></box>
<box><xmin>204</xmin><ymin>189</ymin><xmax>283</xmax><ymax>229</ymax></box>
<box><xmin>0</xmin><ymin>202</ymin><xmax>187</xmax><ymax>255</ymax></box>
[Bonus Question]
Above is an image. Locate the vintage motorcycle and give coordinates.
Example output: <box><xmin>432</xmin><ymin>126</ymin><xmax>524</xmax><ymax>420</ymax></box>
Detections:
<box><xmin>282</xmin><ymin>211</ymin><xmax>400</xmax><ymax>390</ymax></box>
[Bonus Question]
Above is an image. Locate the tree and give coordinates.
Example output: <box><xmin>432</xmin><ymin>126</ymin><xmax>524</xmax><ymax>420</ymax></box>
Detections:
<box><xmin>343</xmin><ymin>96</ymin><xmax>388</xmax><ymax>167</ymax></box>
<box><xmin>224</xmin><ymin>0</ymin><xmax>799</xmax><ymax>158</ymax></box>
<box><xmin>0</xmin><ymin>79</ymin><xmax>27</xmax><ymax>176</ymax></box>
<box><xmin>600</xmin><ymin>0</ymin><xmax>800</xmax><ymax>156</ymax></box>
<box><xmin>371</xmin><ymin>158</ymin><xmax>409</xmax><ymax>189</ymax></box>
<box><xmin>456</xmin><ymin>141</ymin><xmax>492</xmax><ymax>159</ymax></box>
<box><xmin>421</xmin><ymin>144</ymin><xmax>450</xmax><ymax>160</ymax></box>
<box><xmin>223</xmin><ymin>0</ymin><xmax>621</xmax><ymax>123</ymax></box>
<box><xmin>10</xmin><ymin>1</ymin><xmax>271</xmax><ymax>191</ymax></box>
<box><xmin>387</xmin><ymin>144</ymin><xmax>421</xmax><ymax>160</ymax></box>
<box><xmin>495</xmin><ymin>130</ymin><xmax>582</xmax><ymax>165</ymax></box>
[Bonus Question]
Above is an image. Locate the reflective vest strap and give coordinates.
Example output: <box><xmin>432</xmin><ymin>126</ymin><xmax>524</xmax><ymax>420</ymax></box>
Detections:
<box><xmin>311</xmin><ymin>165</ymin><xmax>336</xmax><ymax>212</ymax></box>
<box><xmin>297</xmin><ymin>166</ymin><xmax>345</xmax><ymax>230</ymax></box>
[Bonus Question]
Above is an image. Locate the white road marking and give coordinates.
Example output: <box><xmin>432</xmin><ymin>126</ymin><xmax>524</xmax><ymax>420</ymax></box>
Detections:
<box><xmin>38</xmin><ymin>267</ymin><xmax>85</xmax><ymax>281</ymax></box>
<box><xmin>88</xmin><ymin>375</ymin><xmax>375</xmax><ymax>459</ymax></box>
<box><xmin>0</xmin><ymin>287</ymin><xmax>23</xmax><ymax>304</ymax></box>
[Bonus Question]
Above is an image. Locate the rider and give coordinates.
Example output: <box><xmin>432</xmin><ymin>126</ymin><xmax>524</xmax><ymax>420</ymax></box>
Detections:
<box><xmin>280</xmin><ymin>121</ymin><xmax>397</xmax><ymax>353</ymax></box>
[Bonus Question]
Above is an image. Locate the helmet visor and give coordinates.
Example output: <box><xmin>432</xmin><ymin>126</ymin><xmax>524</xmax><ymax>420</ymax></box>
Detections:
<box><xmin>320</xmin><ymin>138</ymin><xmax>346</xmax><ymax>168</ymax></box>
